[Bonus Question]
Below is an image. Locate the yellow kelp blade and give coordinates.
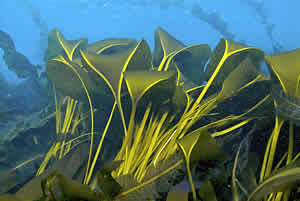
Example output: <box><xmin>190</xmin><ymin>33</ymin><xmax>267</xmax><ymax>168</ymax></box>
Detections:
<box><xmin>81</xmin><ymin>39</ymin><xmax>153</xmax><ymax>135</ymax></box>
<box><xmin>56</xmin><ymin>29</ymin><xmax>87</xmax><ymax>61</ymax></box>
<box><xmin>163</xmin><ymin>61</ymin><xmax>185</xmax><ymax>87</ymax></box>
<box><xmin>265</xmin><ymin>48</ymin><xmax>300</xmax><ymax>97</ymax></box>
<box><xmin>123</xmin><ymin>39</ymin><xmax>153</xmax><ymax>72</ymax></box>
<box><xmin>153</xmin><ymin>27</ymin><xmax>186</xmax><ymax>69</ymax></box>
<box><xmin>198</xmin><ymin>179</ymin><xmax>218</xmax><ymax>201</ymax></box>
<box><xmin>188</xmin><ymin>39</ymin><xmax>264</xmax><ymax>114</ymax></box>
<box><xmin>171</xmin><ymin>85</ymin><xmax>189</xmax><ymax>114</ymax></box>
<box><xmin>178</xmin><ymin>130</ymin><xmax>225</xmax><ymax>163</ymax></box>
<box><xmin>217</xmin><ymin>57</ymin><xmax>261</xmax><ymax>102</ymax></box>
<box><xmin>87</xmin><ymin>38</ymin><xmax>137</xmax><ymax>54</ymax></box>
<box><xmin>46</xmin><ymin>55</ymin><xmax>104</xmax><ymax>101</ymax></box>
<box><xmin>114</xmin><ymin>39</ymin><xmax>153</xmax><ymax>119</ymax></box>
<box><xmin>205</xmin><ymin>39</ymin><xmax>264</xmax><ymax>89</ymax></box>
<box><xmin>79</xmin><ymin>47</ymin><xmax>133</xmax><ymax>99</ymax></box>
<box><xmin>44</xmin><ymin>28</ymin><xmax>65</xmax><ymax>61</ymax></box>
<box><xmin>248</xmin><ymin>164</ymin><xmax>300</xmax><ymax>201</ymax></box>
<box><xmin>43</xmin><ymin>170</ymin><xmax>98</xmax><ymax>201</ymax></box>
<box><xmin>164</xmin><ymin>44</ymin><xmax>211</xmax><ymax>85</ymax></box>
<box><xmin>224</xmin><ymin>80</ymin><xmax>273</xmax><ymax>119</ymax></box>
<box><xmin>176</xmin><ymin>131</ymin><xmax>224</xmax><ymax>201</ymax></box>
<box><xmin>123</xmin><ymin>71</ymin><xmax>177</xmax><ymax>106</ymax></box>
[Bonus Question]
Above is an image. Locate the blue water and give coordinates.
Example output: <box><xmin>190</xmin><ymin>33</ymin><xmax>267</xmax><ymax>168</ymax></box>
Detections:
<box><xmin>0</xmin><ymin>0</ymin><xmax>299</xmax><ymax>83</ymax></box>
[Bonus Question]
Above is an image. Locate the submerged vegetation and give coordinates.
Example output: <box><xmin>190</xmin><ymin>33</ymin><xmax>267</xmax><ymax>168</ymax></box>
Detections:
<box><xmin>1</xmin><ymin>26</ymin><xmax>300</xmax><ymax>201</ymax></box>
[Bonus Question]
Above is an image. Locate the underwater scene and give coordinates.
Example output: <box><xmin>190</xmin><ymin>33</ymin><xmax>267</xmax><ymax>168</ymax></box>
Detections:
<box><xmin>0</xmin><ymin>0</ymin><xmax>300</xmax><ymax>200</ymax></box>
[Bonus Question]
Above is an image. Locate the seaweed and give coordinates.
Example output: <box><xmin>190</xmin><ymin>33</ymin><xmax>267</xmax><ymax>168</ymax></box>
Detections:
<box><xmin>1</xmin><ymin>27</ymin><xmax>300</xmax><ymax>201</ymax></box>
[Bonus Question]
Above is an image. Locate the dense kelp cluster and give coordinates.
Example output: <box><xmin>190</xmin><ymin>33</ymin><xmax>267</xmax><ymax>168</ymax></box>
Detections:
<box><xmin>1</xmin><ymin>27</ymin><xmax>300</xmax><ymax>201</ymax></box>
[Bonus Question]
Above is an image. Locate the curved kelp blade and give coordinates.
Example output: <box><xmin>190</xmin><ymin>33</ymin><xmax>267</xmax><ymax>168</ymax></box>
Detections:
<box><xmin>176</xmin><ymin>130</ymin><xmax>224</xmax><ymax>201</ymax></box>
<box><xmin>187</xmin><ymin>39</ymin><xmax>264</xmax><ymax>114</ymax></box>
<box><xmin>171</xmin><ymin>85</ymin><xmax>189</xmax><ymax>114</ymax></box>
<box><xmin>81</xmin><ymin>41</ymin><xmax>154</xmax><ymax>184</ymax></box>
<box><xmin>123</xmin><ymin>39</ymin><xmax>153</xmax><ymax>72</ymax></box>
<box><xmin>164</xmin><ymin>44</ymin><xmax>211</xmax><ymax>85</ymax></box>
<box><xmin>198</xmin><ymin>179</ymin><xmax>218</xmax><ymax>201</ymax></box>
<box><xmin>205</xmin><ymin>39</ymin><xmax>264</xmax><ymax>90</ymax></box>
<box><xmin>153</xmin><ymin>27</ymin><xmax>186</xmax><ymax>69</ymax></box>
<box><xmin>177</xmin><ymin>130</ymin><xmax>225</xmax><ymax>164</ymax></box>
<box><xmin>265</xmin><ymin>48</ymin><xmax>300</xmax><ymax>97</ymax></box>
<box><xmin>80</xmin><ymin>45</ymin><xmax>134</xmax><ymax>100</ymax></box>
<box><xmin>123</xmin><ymin>71</ymin><xmax>177</xmax><ymax>107</ymax></box>
<box><xmin>80</xmin><ymin>39</ymin><xmax>152</xmax><ymax>111</ymax></box>
<box><xmin>46</xmin><ymin>55</ymin><xmax>104</xmax><ymax>100</ymax></box>
<box><xmin>227</xmin><ymin>79</ymin><xmax>273</xmax><ymax>119</ymax></box>
<box><xmin>216</xmin><ymin>57</ymin><xmax>262</xmax><ymax>102</ymax></box>
<box><xmin>44</xmin><ymin>28</ymin><xmax>64</xmax><ymax>61</ymax></box>
<box><xmin>88</xmin><ymin>38</ymin><xmax>138</xmax><ymax>55</ymax></box>
<box><xmin>42</xmin><ymin>170</ymin><xmax>98</xmax><ymax>201</ymax></box>
<box><xmin>247</xmin><ymin>162</ymin><xmax>300</xmax><ymax>201</ymax></box>
<box><xmin>56</xmin><ymin>29</ymin><xmax>88</xmax><ymax>61</ymax></box>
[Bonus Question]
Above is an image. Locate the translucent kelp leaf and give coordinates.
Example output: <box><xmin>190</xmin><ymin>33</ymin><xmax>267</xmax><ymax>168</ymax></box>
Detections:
<box><xmin>46</xmin><ymin>55</ymin><xmax>104</xmax><ymax>100</ymax></box>
<box><xmin>216</xmin><ymin>57</ymin><xmax>261</xmax><ymax>102</ymax></box>
<box><xmin>166</xmin><ymin>44</ymin><xmax>211</xmax><ymax>85</ymax></box>
<box><xmin>153</xmin><ymin>27</ymin><xmax>186</xmax><ymax>68</ymax></box>
<box><xmin>177</xmin><ymin>130</ymin><xmax>224</xmax><ymax>201</ymax></box>
<box><xmin>44</xmin><ymin>28</ymin><xmax>88</xmax><ymax>61</ymax></box>
<box><xmin>205</xmin><ymin>39</ymin><xmax>264</xmax><ymax>90</ymax></box>
<box><xmin>265</xmin><ymin>48</ymin><xmax>300</xmax><ymax>98</ymax></box>
<box><xmin>80</xmin><ymin>45</ymin><xmax>133</xmax><ymax>100</ymax></box>
<box><xmin>198</xmin><ymin>179</ymin><xmax>218</xmax><ymax>201</ymax></box>
<box><xmin>177</xmin><ymin>130</ymin><xmax>225</xmax><ymax>164</ymax></box>
<box><xmin>123</xmin><ymin>71</ymin><xmax>177</xmax><ymax>107</ymax></box>
<box><xmin>124</xmin><ymin>40</ymin><xmax>153</xmax><ymax>72</ymax></box>
<box><xmin>171</xmin><ymin>86</ymin><xmax>189</xmax><ymax>114</ymax></box>
<box><xmin>56</xmin><ymin>29</ymin><xmax>87</xmax><ymax>61</ymax></box>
